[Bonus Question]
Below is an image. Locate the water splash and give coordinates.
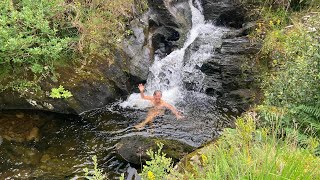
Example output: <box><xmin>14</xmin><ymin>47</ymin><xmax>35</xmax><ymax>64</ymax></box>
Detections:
<box><xmin>120</xmin><ymin>0</ymin><xmax>224</xmax><ymax>109</ymax></box>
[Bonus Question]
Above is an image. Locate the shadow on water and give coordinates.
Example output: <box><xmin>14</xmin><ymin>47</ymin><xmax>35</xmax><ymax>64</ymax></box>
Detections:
<box><xmin>0</xmin><ymin>109</ymin><xmax>132</xmax><ymax>179</ymax></box>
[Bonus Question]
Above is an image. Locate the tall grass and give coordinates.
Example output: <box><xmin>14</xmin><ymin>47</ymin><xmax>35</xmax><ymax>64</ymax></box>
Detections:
<box><xmin>169</xmin><ymin>113</ymin><xmax>320</xmax><ymax>180</ymax></box>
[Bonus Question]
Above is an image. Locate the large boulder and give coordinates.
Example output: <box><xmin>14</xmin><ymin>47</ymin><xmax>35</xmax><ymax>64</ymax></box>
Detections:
<box><xmin>121</xmin><ymin>13</ymin><xmax>152</xmax><ymax>81</ymax></box>
<box><xmin>147</xmin><ymin>0</ymin><xmax>192</xmax><ymax>58</ymax></box>
<box><xmin>0</xmin><ymin>57</ymin><xmax>130</xmax><ymax>114</ymax></box>
<box><xmin>116</xmin><ymin>136</ymin><xmax>195</xmax><ymax>165</ymax></box>
<box><xmin>202</xmin><ymin>0</ymin><xmax>246</xmax><ymax>28</ymax></box>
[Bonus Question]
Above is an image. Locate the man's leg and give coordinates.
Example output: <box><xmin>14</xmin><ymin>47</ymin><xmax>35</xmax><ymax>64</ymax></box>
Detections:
<box><xmin>134</xmin><ymin>110</ymin><xmax>158</xmax><ymax>130</ymax></box>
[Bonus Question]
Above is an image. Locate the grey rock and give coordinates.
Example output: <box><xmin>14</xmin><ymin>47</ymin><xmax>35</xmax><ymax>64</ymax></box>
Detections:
<box><xmin>126</xmin><ymin>167</ymin><xmax>141</xmax><ymax>180</ymax></box>
<box><xmin>122</xmin><ymin>14</ymin><xmax>152</xmax><ymax>80</ymax></box>
<box><xmin>148</xmin><ymin>0</ymin><xmax>192</xmax><ymax>56</ymax></box>
<box><xmin>116</xmin><ymin>135</ymin><xmax>194</xmax><ymax>165</ymax></box>
<box><xmin>202</xmin><ymin>0</ymin><xmax>245</xmax><ymax>28</ymax></box>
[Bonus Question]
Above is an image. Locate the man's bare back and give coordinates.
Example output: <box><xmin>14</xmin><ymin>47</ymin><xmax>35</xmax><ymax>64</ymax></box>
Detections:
<box><xmin>134</xmin><ymin>84</ymin><xmax>183</xmax><ymax>130</ymax></box>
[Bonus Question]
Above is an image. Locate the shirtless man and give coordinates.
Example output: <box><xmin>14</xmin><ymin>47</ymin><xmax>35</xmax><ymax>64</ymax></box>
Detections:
<box><xmin>134</xmin><ymin>84</ymin><xmax>183</xmax><ymax>130</ymax></box>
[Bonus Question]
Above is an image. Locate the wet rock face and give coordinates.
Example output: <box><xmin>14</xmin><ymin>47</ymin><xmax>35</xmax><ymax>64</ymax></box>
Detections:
<box><xmin>121</xmin><ymin>14</ymin><xmax>151</xmax><ymax>81</ymax></box>
<box><xmin>202</xmin><ymin>0</ymin><xmax>246</xmax><ymax>28</ymax></box>
<box><xmin>201</xmin><ymin>28</ymin><xmax>260</xmax><ymax>113</ymax></box>
<box><xmin>121</xmin><ymin>0</ymin><xmax>193</xmax><ymax>89</ymax></box>
<box><xmin>200</xmin><ymin>31</ymin><xmax>260</xmax><ymax>113</ymax></box>
<box><xmin>148</xmin><ymin>0</ymin><xmax>192</xmax><ymax>58</ymax></box>
<box><xmin>182</xmin><ymin>1</ymin><xmax>261</xmax><ymax>114</ymax></box>
<box><xmin>122</xmin><ymin>0</ymin><xmax>192</xmax><ymax>82</ymax></box>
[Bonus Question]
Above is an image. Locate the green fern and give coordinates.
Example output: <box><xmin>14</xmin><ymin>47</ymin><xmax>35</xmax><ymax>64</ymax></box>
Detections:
<box><xmin>258</xmin><ymin>105</ymin><xmax>320</xmax><ymax>137</ymax></box>
<box><xmin>290</xmin><ymin>105</ymin><xmax>320</xmax><ymax>136</ymax></box>
<box><xmin>297</xmin><ymin>105</ymin><xmax>320</xmax><ymax>120</ymax></box>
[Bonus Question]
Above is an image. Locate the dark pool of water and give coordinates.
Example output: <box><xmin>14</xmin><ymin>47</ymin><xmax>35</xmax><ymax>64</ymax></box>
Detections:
<box><xmin>0</xmin><ymin>109</ymin><xmax>131</xmax><ymax>179</ymax></box>
<box><xmin>0</xmin><ymin>93</ymin><xmax>234</xmax><ymax>179</ymax></box>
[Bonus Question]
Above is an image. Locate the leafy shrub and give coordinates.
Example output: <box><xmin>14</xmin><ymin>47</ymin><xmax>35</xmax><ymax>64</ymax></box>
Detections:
<box><xmin>262</xmin><ymin>28</ymin><xmax>319</xmax><ymax>107</ymax></box>
<box><xmin>249</xmin><ymin>2</ymin><xmax>320</xmax><ymax>137</ymax></box>
<box><xmin>0</xmin><ymin>0</ymin><xmax>148</xmax><ymax>94</ymax></box>
<box><xmin>0</xmin><ymin>0</ymin><xmax>74</xmax><ymax>77</ymax></box>
<box><xmin>141</xmin><ymin>143</ymin><xmax>173</xmax><ymax>180</ymax></box>
<box><xmin>0</xmin><ymin>0</ymin><xmax>76</xmax><ymax>93</ymax></box>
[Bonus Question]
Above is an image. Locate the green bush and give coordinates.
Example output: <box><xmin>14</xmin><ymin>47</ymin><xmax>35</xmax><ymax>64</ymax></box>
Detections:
<box><xmin>0</xmin><ymin>0</ymin><xmax>76</xmax><ymax>93</ymax></box>
<box><xmin>140</xmin><ymin>143</ymin><xmax>173</xmax><ymax>180</ymax></box>
<box><xmin>0</xmin><ymin>0</ymin><xmax>74</xmax><ymax>76</ymax></box>
<box><xmin>0</xmin><ymin>0</ymin><xmax>148</xmax><ymax>94</ymax></box>
<box><xmin>262</xmin><ymin>29</ymin><xmax>319</xmax><ymax>107</ymax></box>
<box><xmin>249</xmin><ymin>2</ymin><xmax>320</xmax><ymax>137</ymax></box>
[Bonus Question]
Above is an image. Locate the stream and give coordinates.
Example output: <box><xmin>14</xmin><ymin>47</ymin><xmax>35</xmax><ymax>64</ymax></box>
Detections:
<box><xmin>0</xmin><ymin>0</ymin><xmax>242</xmax><ymax>179</ymax></box>
<box><xmin>0</xmin><ymin>105</ymin><xmax>231</xmax><ymax>179</ymax></box>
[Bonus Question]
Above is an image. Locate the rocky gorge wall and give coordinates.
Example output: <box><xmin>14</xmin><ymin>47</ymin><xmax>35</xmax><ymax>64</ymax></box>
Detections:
<box><xmin>200</xmin><ymin>0</ymin><xmax>261</xmax><ymax>113</ymax></box>
<box><xmin>0</xmin><ymin>0</ymin><xmax>260</xmax><ymax>114</ymax></box>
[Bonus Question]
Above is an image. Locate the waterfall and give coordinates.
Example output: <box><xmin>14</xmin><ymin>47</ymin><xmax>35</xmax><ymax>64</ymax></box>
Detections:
<box><xmin>120</xmin><ymin>0</ymin><xmax>224</xmax><ymax>109</ymax></box>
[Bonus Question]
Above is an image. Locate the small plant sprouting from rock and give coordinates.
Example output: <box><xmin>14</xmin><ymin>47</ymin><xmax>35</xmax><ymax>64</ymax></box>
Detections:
<box><xmin>83</xmin><ymin>155</ymin><xmax>106</xmax><ymax>180</ymax></box>
<box><xmin>125</xmin><ymin>29</ymin><xmax>134</xmax><ymax>36</ymax></box>
<box><xmin>49</xmin><ymin>85</ymin><xmax>73</xmax><ymax>99</ymax></box>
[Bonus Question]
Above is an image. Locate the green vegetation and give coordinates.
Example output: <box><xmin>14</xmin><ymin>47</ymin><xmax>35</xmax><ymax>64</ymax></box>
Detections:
<box><xmin>0</xmin><ymin>0</ymin><xmax>148</xmax><ymax>96</ymax></box>
<box><xmin>140</xmin><ymin>143</ymin><xmax>174</xmax><ymax>180</ymax></box>
<box><xmin>72</xmin><ymin>0</ymin><xmax>135</xmax><ymax>61</ymax></box>
<box><xmin>247</xmin><ymin>0</ymin><xmax>320</xmax><ymax>138</ymax></box>
<box><xmin>49</xmin><ymin>85</ymin><xmax>72</xmax><ymax>99</ymax></box>
<box><xmin>83</xmin><ymin>155</ymin><xmax>106</xmax><ymax>180</ymax></box>
<box><xmin>141</xmin><ymin>114</ymin><xmax>320</xmax><ymax>180</ymax></box>
<box><xmin>0</xmin><ymin>0</ymin><xmax>74</xmax><ymax>93</ymax></box>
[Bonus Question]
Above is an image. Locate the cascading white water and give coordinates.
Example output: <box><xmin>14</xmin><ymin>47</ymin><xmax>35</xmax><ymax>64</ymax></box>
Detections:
<box><xmin>120</xmin><ymin>0</ymin><xmax>224</xmax><ymax>109</ymax></box>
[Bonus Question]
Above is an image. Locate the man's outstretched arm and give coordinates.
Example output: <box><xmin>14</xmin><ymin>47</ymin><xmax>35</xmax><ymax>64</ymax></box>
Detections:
<box><xmin>163</xmin><ymin>102</ymin><xmax>183</xmax><ymax>119</ymax></box>
<box><xmin>138</xmin><ymin>84</ymin><xmax>153</xmax><ymax>100</ymax></box>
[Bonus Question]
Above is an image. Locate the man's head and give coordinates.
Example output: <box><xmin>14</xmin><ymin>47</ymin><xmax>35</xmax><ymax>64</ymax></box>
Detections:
<box><xmin>153</xmin><ymin>90</ymin><xmax>162</xmax><ymax>103</ymax></box>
